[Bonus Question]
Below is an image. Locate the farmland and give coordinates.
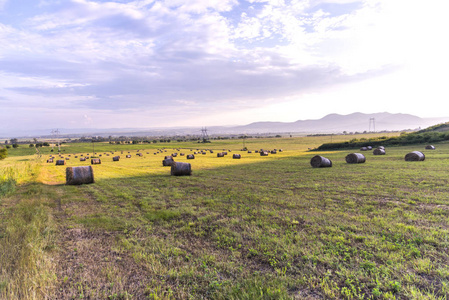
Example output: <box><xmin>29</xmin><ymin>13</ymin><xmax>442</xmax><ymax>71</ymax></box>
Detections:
<box><xmin>1</xmin><ymin>134</ymin><xmax>449</xmax><ymax>299</ymax></box>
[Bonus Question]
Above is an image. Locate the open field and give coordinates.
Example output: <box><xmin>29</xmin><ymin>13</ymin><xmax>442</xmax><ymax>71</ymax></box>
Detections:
<box><xmin>1</xmin><ymin>134</ymin><xmax>449</xmax><ymax>299</ymax></box>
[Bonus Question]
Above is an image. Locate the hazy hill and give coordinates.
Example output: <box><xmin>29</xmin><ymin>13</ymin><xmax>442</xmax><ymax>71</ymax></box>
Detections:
<box><xmin>226</xmin><ymin>112</ymin><xmax>447</xmax><ymax>134</ymax></box>
<box><xmin>2</xmin><ymin>112</ymin><xmax>448</xmax><ymax>138</ymax></box>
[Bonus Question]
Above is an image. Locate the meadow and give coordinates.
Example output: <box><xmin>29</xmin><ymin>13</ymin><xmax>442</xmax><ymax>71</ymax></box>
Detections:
<box><xmin>1</xmin><ymin>133</ymin><xmax>448</xmax><ymax>299</ymax></box>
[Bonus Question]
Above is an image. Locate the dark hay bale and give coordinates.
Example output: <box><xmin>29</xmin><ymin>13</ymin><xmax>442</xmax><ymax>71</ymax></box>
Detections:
<box><xmin>126</xmin><ymin>155</ymin><xmax>131</xmax><ymax>158</ymax></box>
<box><xmin>260</xmin><ymin>151</ymin><xmax>269</xmax><ymax>156</ymax></box>
<box><xmin>255</xmin><ymin>150</ymin><xmax>259</xmax><ymax>153</ymax></box>
<box><xmin>360</xmin><ymin>147</ymin><xmax>368</xmax><ymax>151</ymax></box>
<box><xmin>217</xmin><ymin>152</ymin><xmax>225</xmax><ymax>157</ymax></box>
<box><xmin>66</xmin><ymin>166</ymin><xmax>94</xmax><ymax>185</ymax></box>
<box><xmin>65</xmin><ymin>158</ymin><xmax>70</xmax><ymax>160</ymax></box>
<box><xmin>271</xmin><ymin>150</ymin><xmax>277</xmax><ymax>154</ymax></box>
<box><xmin>405</xmin><ymin>151</ymin><xmax>425</xmax><ymax>161</ymax></box>
<box><xmin>425</xmin><ymin>145</ymin><xmax>435</xmax><ymax>150</ymax></box>
<box><xmin>233</xmin><ymin>154</ymin><xmax>241</xmax><ymax>159</ymax></box>
<box><xmin>113</xmin><ymin>156</ymin><xmax>120</xmax><ymax>161</ymax></box>
<box><xmin>172</xmin><ymin>153</ymin><xmax>178</xmax><ymax>157</ymax></box>
<box><xmin>171</xmin><ymin>162</ymin><xmax>192</xmax><ymax>176</ymax></box>
<box><xmin>223</xmin><ymin>152</ymin><xmax>228</xmax><ymax>155</ymax></box>
<box><xmin>345</xmin><ymin>153</ymin><xmax>366</xmax><ymax>164</ymax></box>
<box><xmin>310</xmin><ymin>155</ymin><xmax>332</xmax><ymax>168</ymax></box>
<box><xmin>55</xmin><ymin>160</ymin><xmax>66</xmax><ymax>166</ymax></box>
<box><xmin>47</xmin><ymin>158</ymin><xmax>54</xmax><ymax>163</ymax></box>
<box><xmin>180</xmin><ymin>153</ymin><xmax>185</xmax><ymax>156</ymax></box>
<box><xmin>373</xmin><ymin>148</ymin><xmax>386</xmax><ymax>155</ymax></box>
<box><xmin>279</xmin><ymin>149</ymin><xmax>283</xmax><ymax>152</ymax></box>
<box><xmin>80</xmin><ymin>157</ymin><xmax>86</xmax><ymax>162</ymax></box>
<box><xmin>210</xmin><ymin>150</ymin><xmax>214</xmax><ymax>153</ymax></box>
<box><xmin>248</xmin><ymin>151</ymin><xmax>252</xmax><ymax>153</ymax></box>
<box><xmin>187</xmin><ymin>154</ymin><xmax>195</xmax><ymax>160</ymax></box>
<box><xmin>91</xmin><ymin>158</ymin><xmax>101</xmax><ymax>165</ymax></box>
<box><xmin>163</xmin><ymin>157</ymin><xmax>175</xmax><ymax>166</ymax></box>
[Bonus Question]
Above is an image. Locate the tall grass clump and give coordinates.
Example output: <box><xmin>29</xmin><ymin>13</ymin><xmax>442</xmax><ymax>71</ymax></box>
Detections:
<box><xmin>0</xmin><ymin>198</ymin><xmax>57</xmax><ymax>299</ymax></box>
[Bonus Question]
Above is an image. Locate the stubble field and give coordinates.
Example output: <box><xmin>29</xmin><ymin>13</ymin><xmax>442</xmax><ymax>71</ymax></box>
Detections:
<box><xmin>1</xmin><ymin>134</ymin><xmax>448</xmax><ymax>299</ymax></box>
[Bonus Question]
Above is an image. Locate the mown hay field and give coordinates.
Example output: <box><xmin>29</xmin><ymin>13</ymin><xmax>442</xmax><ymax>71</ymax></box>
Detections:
<box><xmin>1</xmin><ymin>134</ymin><xmax>449</xmax><ymax>299</ymax></box>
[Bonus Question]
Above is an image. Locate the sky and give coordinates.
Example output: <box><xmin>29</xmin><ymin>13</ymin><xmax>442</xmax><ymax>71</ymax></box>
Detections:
<box><xmin>0</xmin><ymin>0</ymin><xmax>448</xmax><ymax>134</ymax></box>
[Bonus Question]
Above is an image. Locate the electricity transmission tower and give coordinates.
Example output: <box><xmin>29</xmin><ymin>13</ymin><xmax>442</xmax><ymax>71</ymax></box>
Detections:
<box><xmin>201</xmin><ymin>127</ymin><xmax>209</xmax><ymax>142</ymax></box>
<box><xmin>369</xmin><ymin>118</ymin><xmax>376</xmax><ymax>132</ymax></box>
<box><xmin>51</xmin><ymin>129</ymin><xmax>61</xmax><ymax>152</ymax></box>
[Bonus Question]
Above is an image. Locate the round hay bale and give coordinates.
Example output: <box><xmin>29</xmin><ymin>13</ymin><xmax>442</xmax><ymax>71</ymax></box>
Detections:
<box><xmin>171</xmin><ymin>162</ymin><xmax>192</xmax><ymax>176</ymax></box>
<box><xmin>163</xmin><ymin>157</ymin><xmax>175</xmax><ymax>166</ymax></box>
<box><xmin>345</xmin><ymin>153</ymin><xmax>366</xmax><ymax>164</ymax></box>
<box><xmin>223</xmin><ymin>152</ymin><xmax>228</xmax><ymax>155</ymax></box>
<box><xmin>126</xmin><ymin>155</ymin><xmax>131</xmax><ymax>158</ymax></box>
<box><xmin>55</xmin><ymin>160</ymin><xmax>66</xmax><ymax>166</ymax></box>
<box><xmin>180</xmin><ymin>153</ymin><xmax>185</xmax><ymax>156</ymax></box>
<box><xmin>113</xmin><ymin>156</ymin><xmax>120</xmax><ymax>161</ymax></box>
<box><xmin>310</xmin><ymin>155</ymin><xmax>332</xmax><ymax>168</ymax></box>
<box><xmin>260</xmin><ymin>151</ymin><xmax>269</xmax><ymax>156</ymax></box>
<box><xmin>405</xmin><ymin>151</ymin><xmax>425</xmax><ymax>161</ymax></box>
<box><xmin>233</xmin><ymin>154</ymin><xmax>241</xmax><ymax>159</ymax></box>
<box><xmin>248</xmin><ymin>151</ymin><xmax>252</xmax><ymax>153</ymax></box>
<box><xmin>373</xmin><ymin>148</ymin><xmax>386</xmax><ymax>155</ymax></box>
<box><xmin>217</xmin><ymin>152</ymin><xmax>225</xmax><ymax>157</ymax></box>
<box><xmin>186</xmin><ymin>154</ymin><xmax>195</xmax><ymax>160</ymax></box>
<box><xmin>66</xmin><ymin>166</ymin><xmax>94</xmax><ymax>185</ymax></box>
<box><xmin>425</xmin><ymin>145</ymin><xmax>435</xmax><ymax>150</ymax></box>
<box><xmin>209</xmin><ymin>150</ymin><xmax>214</xmax><ymax>153</ymax></box>
<box><xmin>360</xmin><ymin>147</ymin><xmax>368</xmax><ymax>151</ymax></box>
<box><xmin>80</xmin><ymin>157</ymin><xmax>86</xmax><ymax>162</ymax></box>
<box><xmin>271</xmin><ymin>150</ymin><xmax>277</xmax><ymax>154</ymax></box>
<box><xmin>255</xmin><ymin>150</ymin><xmax>259</xmax><ymax>153</ymax></box>
<box><xmin>65</xmin><ymin>157</ymin><xmax>70</xmax><ymax>160</ymax></box>
<box><xmin>279</xmin><ymin>149</ymin><xmax>283</xmax><ymax>152</ymax></box>
<box><xmin>172</xmin><ymin>153</ymin><xmax>178</xmax><ymax>157</ymax></box>
<box><xmin>367</xmin><ymin>146</ymin><xmax>373</xmax><ymax>150</ymax></box>
<box><xmin>47</xmin><ymin>158</ymin><xmax>54</xmax><ymax>163</ymax></box>
<box><xmin>91</xmin><ymin>158</ymin><xmax>101</xmax><ymax>165</ymax></box>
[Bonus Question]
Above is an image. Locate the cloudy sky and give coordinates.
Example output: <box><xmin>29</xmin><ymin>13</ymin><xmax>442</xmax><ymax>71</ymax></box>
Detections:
<box><xmin>0</xmin><ymin>0</ymin><xmax>448</xmax><ymax>134</ymax></box>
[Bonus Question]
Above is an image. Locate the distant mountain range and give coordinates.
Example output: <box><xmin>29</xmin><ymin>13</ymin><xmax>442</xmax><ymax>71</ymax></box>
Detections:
<box><xmin>2</xmin><ymin>112</ymin><xmax>448</xmax><ymax>138</ymax></box>
<box><xmin>220</xmin><ymin>112</ymin><xmax>449</xmax><ymax>134</ymax></box>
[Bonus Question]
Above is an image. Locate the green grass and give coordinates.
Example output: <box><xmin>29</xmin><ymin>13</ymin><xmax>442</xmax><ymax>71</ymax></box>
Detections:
<box><xmin>1</xmin><ymin>135</ymin><xmax>449</xmax><ymax>299</ymax></box>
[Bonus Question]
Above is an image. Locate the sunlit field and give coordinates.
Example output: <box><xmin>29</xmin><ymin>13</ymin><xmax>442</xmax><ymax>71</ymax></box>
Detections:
<box><xmin>1</xmin><ymin>134</ymin><xmax>449</xmax><ymax>299</ymax></box>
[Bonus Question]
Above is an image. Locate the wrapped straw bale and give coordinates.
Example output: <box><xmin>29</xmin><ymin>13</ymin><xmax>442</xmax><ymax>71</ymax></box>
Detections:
<box><xmin>91</xmin><ymin>158</ymin><xmax>101</xmax><ymax>165</ymax></box>
<box><xmin>310</xmin><ymin>155</ymin><xmax>332</xmax><ymax>168</ymax></box>
<box><xmin>405</xmin><ymin>151</ymin><xmax>425</xmax><ymax>161</ymax></box>
<box><xmin>66</xmin><ymin>166</ymin><xmax>94</xmax><ymax>185</ymax></box>
<box><xmin>171</xmin><ymin>162</ymin><xmax>192</xmax><ymax>176</ymax></box>
<box><xmin>55</xmin><ymin>160</ymin><xmax>66</xmax><ymax>166</ymax></box>
<box><xmin>373</xmin><ymin>148</ymin><xmax>386</xmax><ymax>155</ymax></box>
<box><xmin>345</xmin><ymin>153</ymin><xmax>366</xmax><ymax>164</ymax></box>
<box><xmin>163</xmin><ymin>157</ymin><xmax>175</xmax><ymax>166</ymax></box>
